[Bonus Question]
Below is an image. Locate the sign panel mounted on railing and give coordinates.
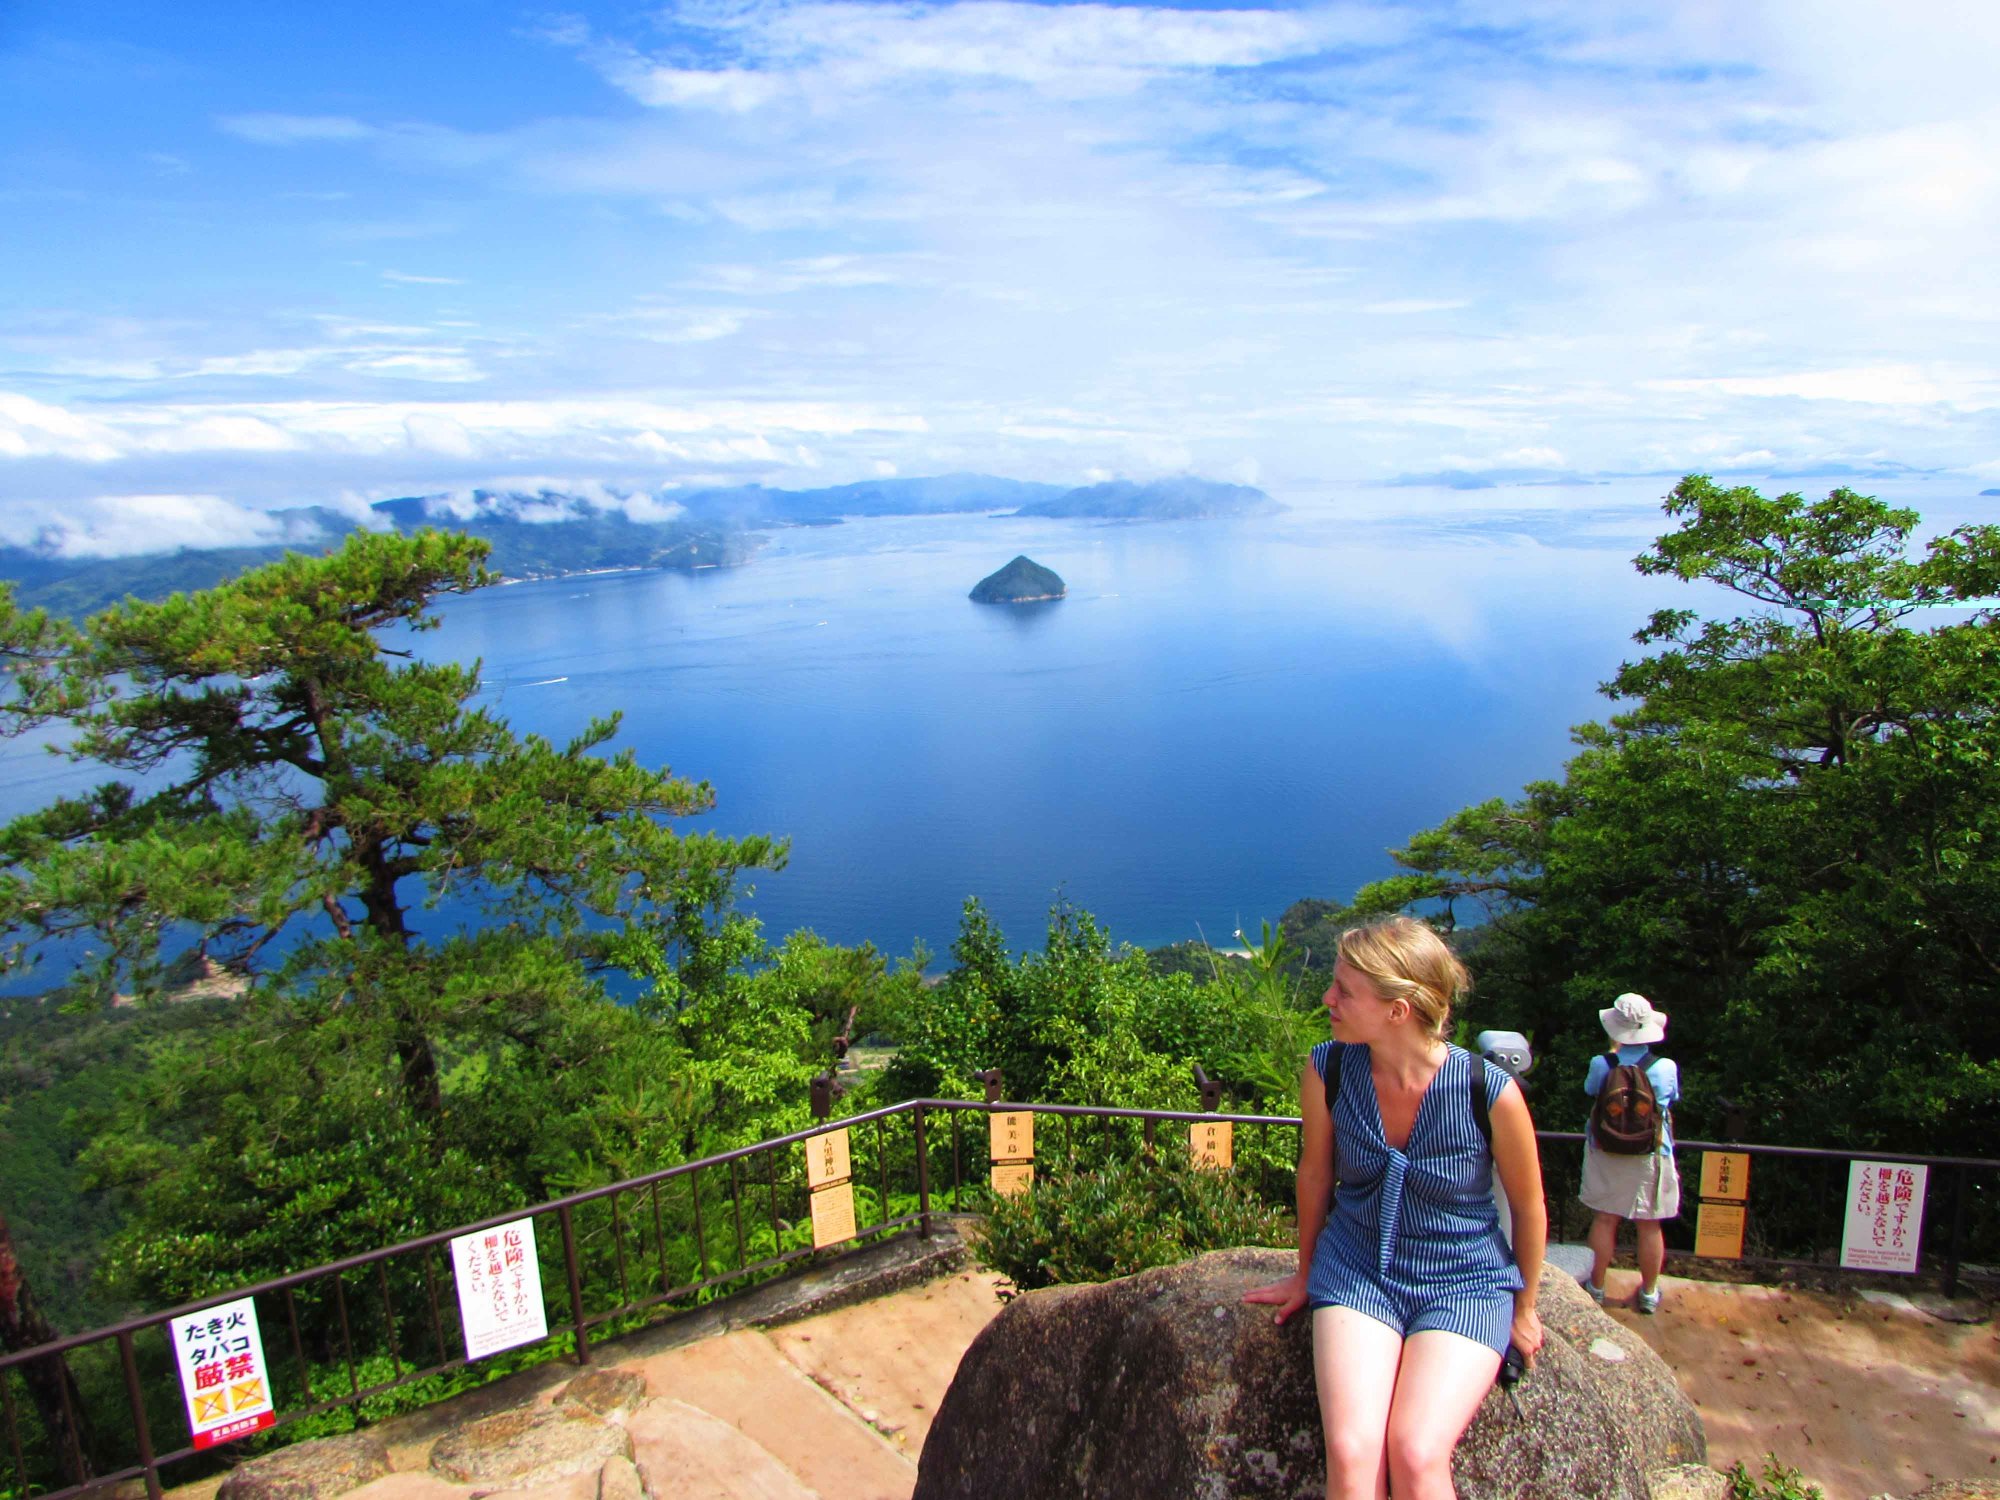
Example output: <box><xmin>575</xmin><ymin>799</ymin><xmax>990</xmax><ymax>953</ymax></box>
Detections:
<box><xmin>170</xmin><ymin>1296</ymin><xmax>275</xmax><ymax>1449</ymax></box>
<box><xmin>1190</xmin><ymin>1119</ymin><xmax>1234</xmax><ymax>1170</ymax></box>
<box><xmin>1699</xmin><ymin>1151</ymin><xmax>1751</xmax><ymax>1201</ymax></box>
<box><xmin>990</xmin><ymin>1110</ymin><xmax>1035</xmax><ymax>1198</ymax></box>
<box><xmin>804</xmin><ymin>1127</ymin><xmax>857</xmax><ymax>1248</ymax></box>
<box><xmin>1839</xmin><ymin>1160</ymin><xmax>1928</xmax><ymax>1273</ymax></box>
<box><xmin>1695</xmin><ymin>1201</ymin><xmax>1747</xmax><ymax>1259</ymax></box>
<box><xmin>451</xmin><ymin>1218</ymin><xmax>550</xmax><ymax>1358</ymax></box>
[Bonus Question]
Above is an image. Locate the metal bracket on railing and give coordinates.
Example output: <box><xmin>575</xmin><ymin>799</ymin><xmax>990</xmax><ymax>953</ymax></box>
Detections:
<box><xmin>1192</xmin><ymin>1063</ymin><xmax>1222</xmax><ymax>1113</ymax></box>
<box><xmin>976</xmin><ymin>1068</ymin><xmax>1004</xmax><ymax>1105</ymax></box>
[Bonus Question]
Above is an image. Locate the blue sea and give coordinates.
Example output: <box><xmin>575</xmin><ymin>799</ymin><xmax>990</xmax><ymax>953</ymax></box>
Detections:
<box><xmin>9</xmin><ymin>477</ymin><xmax>1982</xmax><ymax>972</ymax></box>
<box><xmin>396</xmin><ymin>487</ymin><xmax>1686</xmax><ymax>961</ymax></box>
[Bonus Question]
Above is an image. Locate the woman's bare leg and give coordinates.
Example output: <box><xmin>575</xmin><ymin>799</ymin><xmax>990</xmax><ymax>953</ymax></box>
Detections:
<box><xmin>1383</xmin><ymin>1329</ymin><xmax>1503</xmax><ymax>1500</ymax></box>
<box><xmin>1312</xmin><ymin>1307</ymin><xmax>1402</xmax><ymax>1500</ymax></box>
<box><xmin>1636</xmin><ymin>1218</ymin><xmax>1665</xmax><ymax>1292</ymax></box>
<box><xmin>1586</xmin><ymin>1210</ymin><xmax>1620</xmax><ymax>1291</ymax></box>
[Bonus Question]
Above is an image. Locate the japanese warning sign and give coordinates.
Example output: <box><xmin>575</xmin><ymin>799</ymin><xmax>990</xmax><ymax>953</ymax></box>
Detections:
<box><xmin>450</xmin><ymin>1218</ymin><xmax>550</xmax><ymax>1359</ymax></box>
<box><xmin>1839</xmin><ymin>1160</ymin><xmax>1928</xmax><ymax>1274</ymax></box>
<box><xmin>170</xmin><ymin>1296</ymin><xmax>275</xmax><ymax>1450</ymax></box>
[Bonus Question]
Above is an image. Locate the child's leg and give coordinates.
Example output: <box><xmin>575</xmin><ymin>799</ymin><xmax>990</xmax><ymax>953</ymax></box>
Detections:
<box><xmin>1586</xmin><ymin>1210</ymin><xmax>1620</xmax><ymax>1289</ymax></box>
<box><xmin>1312</xmin><ymin>1307</ymin><xmax>1403</xmax><ymax>1500</ymax></box>
<box><xmin>1383</xmin><ymin>1329</ymin><xmax>1504</xmax><ymax>1500</ymax></box>
<box><xmin>1635</xmin><ymin>1218</ymin><xmax>1665</xmax><ymax>1292</ymax></box>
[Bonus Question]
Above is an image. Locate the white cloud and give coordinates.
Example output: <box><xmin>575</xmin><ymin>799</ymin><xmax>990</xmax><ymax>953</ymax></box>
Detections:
<box><xmin>380</xmin><ymin>270</ymin><xmax>465</xmax><ymax>286</ymax></box>
<box><xmin>0</xmin><ymin>494</ymin><xmax>319</xmax><ymax>559</ymax></box>
<box><xmin>217</xmin><ymin>113</ymin><xmax>378</xmax><ymax>144</ymax></box>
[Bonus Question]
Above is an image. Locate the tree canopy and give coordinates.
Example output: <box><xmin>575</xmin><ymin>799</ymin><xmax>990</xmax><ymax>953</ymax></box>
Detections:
<box><xmin>1339</xmin><ymin>477</ymin><xmax>2000</xmax><ymax>1153</ymax></box>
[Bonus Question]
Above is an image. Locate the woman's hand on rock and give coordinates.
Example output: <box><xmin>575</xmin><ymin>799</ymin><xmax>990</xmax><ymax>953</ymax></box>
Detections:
<box><xmin>1242</xmin><ymin>1272</ymin><xmax>1309</xmax><ymax>1326</ymax></box>
<box><xmin>1511</xmin><ymin>1304</ymin><xmax>1544</xmax><ymax>1366</ymax></box>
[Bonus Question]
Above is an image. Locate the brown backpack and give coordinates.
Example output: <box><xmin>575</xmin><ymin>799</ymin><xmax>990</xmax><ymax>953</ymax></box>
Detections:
<box><xmin>1590</xmin><ymin>1049</ymin><xmax>1663</xmax><ymax>1155</ymax></box>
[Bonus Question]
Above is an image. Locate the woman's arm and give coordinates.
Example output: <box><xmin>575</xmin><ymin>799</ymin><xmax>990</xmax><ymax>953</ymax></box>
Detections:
<box><xmin>1489</xmin><ymin>1078</ymin><xmax>1547</xmax><ymax>1361</ymax></box>
<box><xmin>1243</xmin><ymin>1059</ymin><xmax>1336</xmax><ymax>1324</ymax></box>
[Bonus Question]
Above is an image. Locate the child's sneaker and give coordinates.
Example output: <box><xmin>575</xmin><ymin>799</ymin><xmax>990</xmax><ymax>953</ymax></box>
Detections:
<box><xmin>1635</xmin><ymin>1287</ymin><xmax>1661</xmax><ymax>1314</ymax></box>
<box><xmin>1582</xmin><ymin>1278</ymin><xmax>1606</xmax><ymax>1303</ymax></box>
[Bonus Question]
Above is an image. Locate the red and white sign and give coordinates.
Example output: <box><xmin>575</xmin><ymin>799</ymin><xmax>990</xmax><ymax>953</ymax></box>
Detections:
<box><xmin>170</xmin><ymin>1296</ymin><xmax>275</xmax><ymax>1449</ymax></box>
<box><xmin>450</xmin><ymin>1218</ymin><xmax>549</xmax><ymax>1359</ymax></box>
<box><xmin>1839</xmin><ymin>1160</ymin><xmax>1928</xmax><ymax>1274</ymax></box>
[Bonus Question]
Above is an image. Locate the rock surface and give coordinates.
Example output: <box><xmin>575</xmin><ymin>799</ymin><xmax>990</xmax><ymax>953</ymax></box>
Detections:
<box><xmin>556</xmin><ymin>1369</ymin><xmax>649</xmax><ymax>1420</ymax></box>
<box><xmin>912</xmin><ymin>1248</ymin><xmax>1704</xmax><ymax>1500</ymax></box>
<box><xmin>1646</xmin><ymin>1464</ymin><xmax>1733</xmax><ymax>1500</ymax></box>
<box><xmin>428</xmin><ymin>1406</ymin><xmax>632</xmax><ymax>1489</ymax></box>
<box><xmin>216</xmin><ymin>1434</ymin><xmax>392</xmax><ymax>1500</ymax></box>
<box><xmin>968</xmin><ymin>555</ymin><xmax>1064</xmax><ymax>603</ymax></box>
<box><xmin>1906</xmin><ymin>1485</ymin><xmax>2000</xmax><ymax>1500</ymax></box>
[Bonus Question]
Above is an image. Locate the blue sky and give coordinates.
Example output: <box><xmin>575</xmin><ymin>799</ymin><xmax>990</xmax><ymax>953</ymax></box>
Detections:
<box><xmin>4</xmin><ymin>0</ymin><xmax>1999</xmax><ymax>554</ymax></box>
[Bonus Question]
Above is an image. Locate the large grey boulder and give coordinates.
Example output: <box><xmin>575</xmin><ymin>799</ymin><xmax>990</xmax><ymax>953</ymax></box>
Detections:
<box><xmin>216</xmin><ymin>1433</ymin><xmax>392</xmax><ymax>1500</ymax></box>
<box><xmin>429</xmin><ymin>1405</ymin><xmax>633</xmax><ymax>1489</ymax></box>
<box><xmin>913</xmin><ymin>1248</ymin><xmax>1704</xmax><ymax>1500</ymax></box>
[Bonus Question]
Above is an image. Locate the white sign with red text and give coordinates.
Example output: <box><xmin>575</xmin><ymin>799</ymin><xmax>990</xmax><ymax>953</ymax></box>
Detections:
<box><xmin>1839</xmin><ymin>1160</ymin><xmax>1928</xmax><ymax>1273</ymax></box>
<box><xmin>450</xmin><ymin>1218</ymin><xmax>549</xmax><ymax>1359</ymax></box>
<box><xmin>170</xmin><ymin>1296</ymin><xmax>275</xmax><ymax>1449</ymax></box>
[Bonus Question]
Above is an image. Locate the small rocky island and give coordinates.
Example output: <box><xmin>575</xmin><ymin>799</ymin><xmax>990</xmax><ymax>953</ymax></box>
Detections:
<box><xmin>969</xmin><ymin>555</ymin><xmax>1065</xmax><ymax>604</ymax></box>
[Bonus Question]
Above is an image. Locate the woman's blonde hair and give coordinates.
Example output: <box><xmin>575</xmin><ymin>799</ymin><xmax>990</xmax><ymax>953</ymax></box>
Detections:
<box><xmin>1336</xmin><ymin>916</ymin><xmax>1469</xmax><ymax>1040</ymax></box>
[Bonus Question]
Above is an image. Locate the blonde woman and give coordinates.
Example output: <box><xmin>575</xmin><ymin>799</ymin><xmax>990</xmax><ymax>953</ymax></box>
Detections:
<box><xmin>1245</xmin><ymin>917</ymin><xmax>1547</xmax><ymax>1500</ymax></box>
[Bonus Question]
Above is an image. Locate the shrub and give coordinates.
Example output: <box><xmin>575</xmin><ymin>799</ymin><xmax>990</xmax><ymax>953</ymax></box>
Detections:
<box><xmin>1726</xmin><ymin>1456</ymin><xmax>1825</xmax><ymax>1500</ymax></box>
<box><xmin>974</xmin><ymin>1150</ymin><xmax>1291</xmax><ymax>1290</ymax></box>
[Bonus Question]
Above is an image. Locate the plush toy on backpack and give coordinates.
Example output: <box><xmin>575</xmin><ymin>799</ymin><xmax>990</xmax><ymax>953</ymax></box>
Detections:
<box><xmin>1589</xmin><ymin>1046</ymin><xmax>1665</xmax><ymax>1154</ymax></box>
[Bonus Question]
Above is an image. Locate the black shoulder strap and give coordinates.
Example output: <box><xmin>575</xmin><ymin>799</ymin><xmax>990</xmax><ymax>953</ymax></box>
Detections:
<box><xmin>1469</xmin><ymin>1052</ymin><xmax>1492</xmax><ymax>1147</ymax></box>
<box><xmin>1322</xmin><ymin>1046</ymin><xmax>1341</xmax><ymax>1118</ymax></box>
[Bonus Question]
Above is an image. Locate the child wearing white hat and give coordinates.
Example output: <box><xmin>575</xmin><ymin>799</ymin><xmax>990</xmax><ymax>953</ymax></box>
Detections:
<box><xmin>1579</xmin><ymin>992</ymin><xmax>1681</xmax><ymax>1312</ymax></box>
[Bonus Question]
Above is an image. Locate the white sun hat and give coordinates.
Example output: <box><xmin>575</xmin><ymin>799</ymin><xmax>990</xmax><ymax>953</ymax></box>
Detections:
<box><xmin>1599</xmin><ymin>992</ymin><xmax>1668</xmax><ymax>1045</ymax></box>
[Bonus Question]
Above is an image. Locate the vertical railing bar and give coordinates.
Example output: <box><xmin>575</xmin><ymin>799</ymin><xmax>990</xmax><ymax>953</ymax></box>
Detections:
<box><xmin>914</xmin><ymin>1105</ymin><xmax>932</xmax><ymax>1237</ymax></box>
<box><xmin>952</xmin><ymin>1110</ymin><xmax>964</xmax><ymax>1210</ymax></box>
<box><xmin>875</xmin><ymin>1116</ymin><xmax>889</xmax><ymax>1234</ymax></box>
<box><xmin>1</xmin><ymin>1365</ymin><xmax>27</xmax><ymax>1497</ymax></box>
<box><xmin>730</xmin><ymin>1159</ymin><xmax>747</xmax><ymax>1271</ymax></box>
<box><xmin>117</xmin><ymin>1329</ymin><xmax>162</xmax><ymax>1500</ymax></box>
<box><xmin>610</xmin><ymin>1194</ymin><xmax>632</xmax><ymax>1309</ymax></box>
<box><xmin>766</xmin><ymin>1149</ymin><xmax>782</xmax><ymax>1251</ymax></box>
<box><xmin>557</xmin><ymin>1205</ymin><xmax>591</xmax><ymax>1366</ymax></box>
<box><xmin>422</xmin><ymin>1251</ymin><xmax>447</xmax><ymax>1367</ymax></box>
<box><xmin>47</xmin><ymin>1349</ymin><xmax>87</xmax><ymax>1487</ymax></box>
<box><xmin>333</xmin><ymin>1272</ymin><xmax>360</xmax><ymax>1401</ymax></box>
<box><xmin>650</xmin><ymin>1181</ymin><xmax>670</xmax><ymax>1295</ymax></box>
<box><xmin>376</xmin><ymin>1263</ymin><xmax>404</xmax><ymax>1379</ymax></box>
<box><xmin>283</xmin><ymin>1287</ymin><xmax>314</xmax><ymax>1405</ymax></box>
<box><xmin>691</xmin><ymin>1166</ymin><xmax>708</xmax><ymax>1282</ymax></box>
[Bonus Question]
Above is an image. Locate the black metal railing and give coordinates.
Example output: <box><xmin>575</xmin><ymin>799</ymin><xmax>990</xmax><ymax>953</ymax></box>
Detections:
<box><xmin>4</xmin><ymin>1099</ymin><xmax>1993</xmax><ymax>1500</ymax></box>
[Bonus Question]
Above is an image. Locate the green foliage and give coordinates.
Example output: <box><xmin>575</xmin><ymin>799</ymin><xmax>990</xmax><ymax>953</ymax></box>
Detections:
<box><xmin>1725</xmin><ymin>1455</ymin><xmax>1825</xmax><ymax>1500</ymax></box>
<box><xmin>0</xmin><ymin>530</ymin><xmax>808</xmax><ymax>1307</ymax></box>
<box><xmin>880</xmin><ymin>899</ymin><xmax>1245</xmax><ymax>1110</ymax></box>
<box><xmin>1334</xmin><ymin>478</ymin><xmax>2000</xmax><ymax>1160</ymax></box>
<box><xmin>975</xmin><ymin>1149</ymin><xmax>1291</xmax><ymax>1290</ymax></box>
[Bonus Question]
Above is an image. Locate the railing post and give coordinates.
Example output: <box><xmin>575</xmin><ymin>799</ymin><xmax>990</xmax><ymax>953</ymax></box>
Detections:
<box><xmin>914</xmin><ymin>1106</ymin><xmax>933</xmax><ymax>1239</ymax></box>
<box><xmin>557</xmin><ymin>1205</ymin><xmax>590</xmax><ymax>1365</ymax></box>
<box><xmin>116</xmin><ymin>1329</ymin><xmax>162</xmax><ymax>1500</ymax></box>
<box><xmin>1943</xmin><ymin>1164</ymin><xmax>1970</xmax><ymax>1299</ymax></box>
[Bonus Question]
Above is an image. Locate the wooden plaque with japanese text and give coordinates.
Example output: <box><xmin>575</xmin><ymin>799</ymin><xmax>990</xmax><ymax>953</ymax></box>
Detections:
<box><xmin>1190</xmin><ymin>1119</ymin><xmax>1234</xmax><ymax>1170</ymax></box>
<box><xmin>1694</xmin><ymin>1200</ymin><xmax>1746</xmax><ymax>1259</ymax></box>
<box><xmin>1699</xmin><ymin>1151</ymin><xmax>1751</xmax><ymax>1202</ymax></box>
<box><xmin>809</xmin><ymin>1180</ymin><xmax>857</xmax><ymax>1248</ymax></box>
<box><xmin>805</xmin><ymin>1128</ymin><xmax>852</xmax><ymax>1190</ymax></box>
<box><xmin>990</xmin><ymin>1162</ymin><xmax>1035</xmax><ymax>1198</ymax></box>
<box><xmin>989</xmin><ymin>1110</ymin><xmax>1035</xmax><ymax>1164</ymax></box>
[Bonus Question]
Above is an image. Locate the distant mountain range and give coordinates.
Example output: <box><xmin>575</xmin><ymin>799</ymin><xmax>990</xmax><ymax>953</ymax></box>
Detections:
<box><xmin>2</xmin><ymin>474</ymin><xmax>1279</xmax><ymax>616</ymax></box>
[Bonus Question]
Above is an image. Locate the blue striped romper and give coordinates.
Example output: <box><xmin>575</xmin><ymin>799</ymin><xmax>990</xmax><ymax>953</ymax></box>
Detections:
<box><xmin>1304</xmin><ymin>1039</ymin><xmax>1523</xmax><ymax>1355</ymax></box>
